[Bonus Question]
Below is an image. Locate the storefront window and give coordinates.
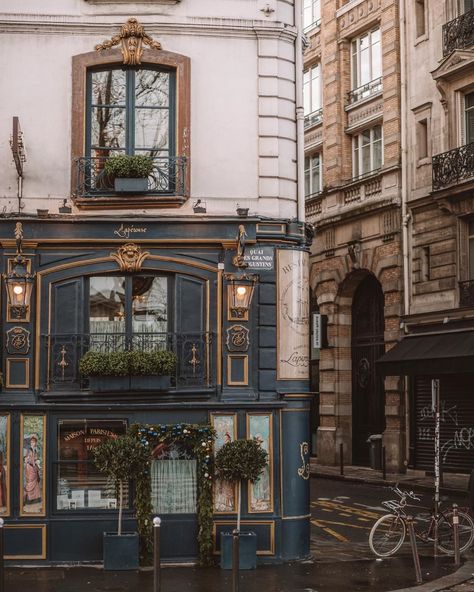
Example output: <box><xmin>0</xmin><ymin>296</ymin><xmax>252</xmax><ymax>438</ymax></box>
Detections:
<box><xmin>56</xmin><ymin>419</ymin><xmax>127</xmax><ymax>510</ymax></box>
<box><xmin>151</xmin><ymin>458</ymin><xmax>197</xmax><ymax>514</ymax></box>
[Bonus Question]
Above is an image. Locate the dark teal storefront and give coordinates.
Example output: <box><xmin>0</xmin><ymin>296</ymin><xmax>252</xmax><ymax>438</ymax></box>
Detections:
<box><xmin>0</xmin><ymin>215</ymin><xmax>312</xmax><ymax>564</ymax></box>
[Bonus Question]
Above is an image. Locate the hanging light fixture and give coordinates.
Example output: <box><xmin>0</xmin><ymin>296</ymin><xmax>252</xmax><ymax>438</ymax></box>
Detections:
<box><xmin>225</xmin><ymin>273</ymin><xmax>258</xmax><ymax>316</ymax></box>
<box><xmin>4</xmin><ymin>223</ymin><xmax>35</xmax><ymax>320</ymax></box>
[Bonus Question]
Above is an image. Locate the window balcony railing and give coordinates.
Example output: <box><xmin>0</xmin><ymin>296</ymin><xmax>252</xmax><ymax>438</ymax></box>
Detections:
<box><xmin>42</xmin><ymin>332</ymin><xmax>215</xmax><ymax>392</ymax></box>
<box><xmin>304</xmin><ymin>108</ymin><xmax>323</xmax><ymax>129</ymax></box>
<box><xmin>432</xmin><ymin>142</ymin><xmax>474</xmax><ymax>191</ymax></box>
<box><xmin>347</xmin><ymin>77</ymin><xmax>382</xmax><ymax>105</ymax></box>
<box><xmin>443</xmin><ymin>8</ymin><xmax>474</xmax><ymax>56</ymax></box>
<box><xmin>74</xmin><ymin>156</ymin><xmax>187</xmax><ymax>198</ymax></box>
<box><xmin>459</xmin><ymin>280</ymin><xmax>474</xmax><ymax>308</ymax></box>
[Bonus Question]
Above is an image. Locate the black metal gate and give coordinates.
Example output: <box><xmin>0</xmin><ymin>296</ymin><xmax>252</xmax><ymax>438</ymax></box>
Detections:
<box><xmin>413</xmin><ymin>375</ymin><xmax>474</xmax><ymax>473</ymax></box>
<box><xmin>351</xmin><ymin>275</ymin><xmax>386</xmax><ymax>465</ymax></box>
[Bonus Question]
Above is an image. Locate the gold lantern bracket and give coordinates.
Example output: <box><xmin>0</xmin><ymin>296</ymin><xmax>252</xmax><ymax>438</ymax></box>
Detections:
<box><xmin>4</xmin><ymin>223</ymin><xmax>35</xmax><ymax>321</ymax></box>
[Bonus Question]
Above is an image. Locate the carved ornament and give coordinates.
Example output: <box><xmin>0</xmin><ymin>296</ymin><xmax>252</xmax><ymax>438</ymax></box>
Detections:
<box><xmin>111</xmin><ymin>243</ymin><xmax>149</xmax><ymax>272</ymax></box>
<box><xmin>297</xmin><ymin>442</ymin><xmax>310</xmax><ymax>480</ymax></box>
<box><xmin>226</xmin><ymin>325</ymin><xmax>250</xmax><ymax>352</ymax></box>
<box><xmin>95</xmin><ymin>18</ymin><xmax>162</xmax><ymax>65</ymax></box>
<box><xmin>6</xmin><ymin>326</ymin><xmax>30</xmax><ymax>355</ymax></box>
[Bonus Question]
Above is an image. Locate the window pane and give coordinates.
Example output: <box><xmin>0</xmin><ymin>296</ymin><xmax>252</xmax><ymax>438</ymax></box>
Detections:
<box><xmin>91</xmin><ymin>70</ymin><xmax>126</xmax><ymax>106</ymax></box>
<box><xmin>373</xmin><ymin>138</ymin><xmax>382</xmax><ymax>170</ymax></box>
<box><xmin>362</xmin><ymin>129</ymin><xmax>372</xmax><ymax>146</ymax></box>
<box><xmin>91</xmin><ymin>107</ymin><xmax>126</xmax><ymax>150</ymax></box>
<box><xmin>360</xmin><ymin>44</ymin><xmax>370</xmax><ymax>85</ymax></box>
<box><xmin>57</xmin><ymin>420</ymin><xmax>128</xmax><ymax>510</ymax></box>
<box><xmin>362</xmin><ymin>143</ymin><xmax>371</xmax><ymax>173</ymax></box>
<box><xmin>151</xmin><ymin>459</ymin><xmax>197</xmax><ymax>514</ymax></box>
<box><xmin>135</xmin><ymin>70</ymin><xmax>170</xmax><ymax>108</ymax></box>
<box><xmin>371</xmin><ymin>34</ymin><xmax>382</xmax><ymax>80</ymax></box>
<box><xmin>304</xmin><ymin>71</ymin><xmax>311</xmax><ymax>114</ymax></box>
<box><xmin>311</xmin><ymin>66</ymin><xmax>321</xmax><ymax>111</ymax></box>
<box><xmin>90</xmin><ymin>277</ymin><xmax>126</xmax><ymax>350</ymax></box>
<box><xmin>132</xmin><ymin>276</ymin><xmax>168</xmax><ymax>339</ymax></box>
<box><xmin>353</xmin><ymin>142</ymin><xmax>360</xmax><ymax>177</ymax></box>
<box><xmin>305</xmin><ymin>168</ymin><xmax>310</xmax><ymax>197</ymax></box>
<box><xmin>373</xmin><ymin>125</ymin><xmax>382</xmax><ymax>141</ymax></box>
<box><xmin>303</xmin><ymin>0</ymin><xmax>312</xmax><ymax>28</ymax></box>
<box><xmin>311</xmin><ymin>157</ymin><xmax>320</xmax><ymax>193</ymax></box>
<box><xmin>135</xmin><ymin>108</ymin><xmax>169</xmax><ymax>151</ymax></box>
<box><xmin>466</xmin><ymin>93</ymin><xmax>474</xmax><ymax>144</ymax></box>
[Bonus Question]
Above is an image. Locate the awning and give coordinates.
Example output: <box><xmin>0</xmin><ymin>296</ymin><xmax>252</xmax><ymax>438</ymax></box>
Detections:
<box><xmin>377</xmin><ymin>330</ymin><xmax>474</xmax><ymax>376</ymax></box>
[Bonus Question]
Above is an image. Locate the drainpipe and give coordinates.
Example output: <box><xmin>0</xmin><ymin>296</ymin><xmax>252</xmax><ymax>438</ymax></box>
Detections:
<box><xmin>295</xmin><ymin>0</ymin><xmax>305</xmax><ymax>223</ymax></box>
<box><xmin>400</xmin><ymin>0</ymin><xmax>410</xmax><ymax>316</ymax></box>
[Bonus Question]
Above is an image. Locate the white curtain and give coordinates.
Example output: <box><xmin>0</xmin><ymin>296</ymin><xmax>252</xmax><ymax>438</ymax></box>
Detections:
<box><xmin>151</xmin><ymin>460</ymin><xmax>197</xmax><ymax>514</ymax></box>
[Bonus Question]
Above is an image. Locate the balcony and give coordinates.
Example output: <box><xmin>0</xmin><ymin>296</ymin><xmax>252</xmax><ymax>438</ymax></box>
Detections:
<box><xmin>42</xmin><ymin>331</ymin><xmax>215</xmax><ymax>394</ymax></box>
<box><xmin>304</xmin><ymin>108</ymin><xmax>323</xmax><ymax>130</ymax></box>
<box><xmin>459</xmin><ymin>280</ymin><xmax>474</xmax><ymax>308</ymax></box>
<box><xmin>347</xmin><ymin>77</ymin><xmax>382</xmax><ymax>106</ymax></box>
<box><xmin>443</xmin><ymin>9</ymin><xmax>474</xmax><ymax>56</ymax></box>
<box><xmin>73</xmin><ymin>156</ymin><xmax>187</xmax><ymax>208</ymax></box>
<box><xmin>432</xmin><ymin>142</ymin><xmax>474</xmax><ymax>191</ymax></box>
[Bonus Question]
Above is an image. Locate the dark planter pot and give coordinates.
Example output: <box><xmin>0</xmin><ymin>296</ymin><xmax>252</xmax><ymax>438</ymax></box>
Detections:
<box><xmin>103</xmin><ymin>532</ymin><xmax>139</xmax><ymax>571</ymax></box>
<box><xmin>114</xmin><ymin>178</ymin><xmax>148</xmax><ymax>193</ymax></box>
<box><xmin>130</xmin><ymin>375</ymin><xmax>171</xmax><ymax>391</ymax></box>
<box><xmin>220</xmin><ymin>531</ymin><xmax>257</xmax><ymax>570</ymax></box>
<box><xmin>88</xmin><ymin>376</ymin><xmax>129</xmax><ymax>392</ymax></box>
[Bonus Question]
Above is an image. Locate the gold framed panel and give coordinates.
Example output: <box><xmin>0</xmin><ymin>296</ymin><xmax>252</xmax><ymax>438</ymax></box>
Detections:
<box><xmin>256</xmin><ymin>223</ymin><xmax>286</xmax><ymax>235</ymax></box>
<box><xmin>0</xmin><ymin>415</ymin><xmax>11</xmax><ymax>517</ymax></box>
<box><xmin>20</xmin><ymin>414</ymin><xmax>46</xmax><ymax>517</ymax></box>
<box><xmin>227</xmin><ymin>285</ymin><xmax>249</xmax><ymax>322</ymax></box>
<box><xmin>4</xmin><ymin>524</ymin><xmax>47</xmax><ymax>560</ymax></box>
<box><xmin>226</xmin><ymin>355</ymin><xmax>249</xmax><ymax>386</ymax></box>
<box><xmin>246</xmin><ymin>413</ymin><xmax>274</xmax><ymax>514</ymax></box>
<box><xmin>6</xmin><ymin>358</ymin><xmax>30</xmax><ymax>389</ymax></box>
<box><xmin>212</xmin><ymin>520</ymin><xmax>275</xmax><ymax>555</ymax></box>
<box><xmin>210</xmin><ymin>413</ymin><xmax>238</xmax><ymax>514</ymax></box>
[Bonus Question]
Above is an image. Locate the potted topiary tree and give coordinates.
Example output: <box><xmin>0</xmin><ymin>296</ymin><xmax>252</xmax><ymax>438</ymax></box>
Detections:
<box><xmin>214</xmin><ymin>438</ymin><xmax>268</xmax><ymax>570</ymax></box>
<box><xmin>93</xmin><ymin>434</ymin><xmax>150</xmax><ymax>570</ymax></box>
<box><xmin>104</xmin><ymin>155</ymin><xmax>154</xmax><ymax>193</ymax></box>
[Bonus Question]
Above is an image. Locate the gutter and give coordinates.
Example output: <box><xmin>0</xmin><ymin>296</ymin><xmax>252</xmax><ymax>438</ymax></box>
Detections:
<box><xmin>295</xmin><ymin>0</ymin><xmax>305</xmax><ymax>223</ymax></box>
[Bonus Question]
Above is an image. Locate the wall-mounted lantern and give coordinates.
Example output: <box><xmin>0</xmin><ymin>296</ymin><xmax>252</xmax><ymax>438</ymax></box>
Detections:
<box><xmin>4</xmin><ymin>223</ymin><xmax>35</xmax><ymax>320</ymax></box>
<box><xmin>225</xmin><ymin>273</ymin><xmax>258</xmax><ymax>317</ymax></box>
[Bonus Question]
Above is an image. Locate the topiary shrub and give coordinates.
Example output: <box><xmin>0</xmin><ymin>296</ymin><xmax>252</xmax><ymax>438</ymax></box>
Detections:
<box><xmin>215</xmin><ymin>439</ymin><xmax>268</xmax><ymax>531</ymax></box>
<box><xmin>79</xmin><ymin>350</ymin><xmax>177</xmax><ymax>377</ymax></box>
<box><xmin>104</xmin><ymin>155</ymin><xmax>154</xmax><ymax>179</ymax></box>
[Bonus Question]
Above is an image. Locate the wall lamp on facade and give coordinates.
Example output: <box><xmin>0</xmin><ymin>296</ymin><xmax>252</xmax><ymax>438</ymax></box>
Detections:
<box><xmin>224</xmin><ymin>273</ymin><xmax>258</xmax><ymax>317</ymax></box>
<box><xmin>4</xmin><ymin>223</ymin><xmax>35</xmax><ymax>320</ymax></box>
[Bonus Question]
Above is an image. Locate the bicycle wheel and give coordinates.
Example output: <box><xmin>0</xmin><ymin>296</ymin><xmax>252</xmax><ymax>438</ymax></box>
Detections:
<box><xmin>437</xmin><ymin>510</ymin><xmax>474</xmax><ymax>555</ymax></box>
<box><xmin>369</xmin><ymin>514</ymin><xmax>406</xmax><ymax>557</ymax></box>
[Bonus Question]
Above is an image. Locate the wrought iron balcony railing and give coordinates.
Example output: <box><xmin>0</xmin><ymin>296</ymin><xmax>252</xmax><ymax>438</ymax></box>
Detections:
<box><xmin>347</xmin><ymin>77</ymin><xmax>382</xmax><ymax>105</ymax></box>
<box><xmin>304</xmin><ymin>108</ymin><xmax>323</xmax><ymax>129</ymax></box>
<box><xmin>74</xmin><ymin>156</ymin><xmax>187</xmax><ymax>198</ymax></box>
<box><xmin>459</xmin><ymin>280</ymin><xmax>474</xmax><ymax>308</ymax></box>
<box><xmin>443</xmin><ymin>8</ymin><xmax>474</xmax><ymax>56</ymax></box>
<box><xmin>432</xmin><ymin>142</ymin><xmax>474</xmax><ymax>191</ymax></box>
<box><xmin>42</xmin><ymin>332</ymin><xmax>215</xmax><ymax>392</ymax></box>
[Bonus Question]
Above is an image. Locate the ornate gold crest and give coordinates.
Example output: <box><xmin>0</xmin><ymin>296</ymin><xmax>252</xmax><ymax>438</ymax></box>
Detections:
<box><xmin>111</xmin><ymin>243</ymin><xmax>150</xmax><ymax>272</ymax></box>
<box><xmin>95</xmin><ymin>18</ymin><xmax>162</xmax><ymax>65</ymax></box>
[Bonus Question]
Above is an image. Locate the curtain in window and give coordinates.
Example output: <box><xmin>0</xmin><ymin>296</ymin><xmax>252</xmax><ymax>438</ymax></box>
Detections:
<box><xmin>151</xmin><ymin>459</ymin><xmax>197</xmax><ymax>514</ymax></box>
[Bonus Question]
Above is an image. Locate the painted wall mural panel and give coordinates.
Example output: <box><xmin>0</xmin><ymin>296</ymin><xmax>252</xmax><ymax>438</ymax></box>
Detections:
<box><xmin>211</xmin><ymin>414</ymin><xmax>237</xmax><ymax>513</ymax></box>
<box><xmin>277</xmin><ymin>250</ymin><xmax>310</xmax><ymax>380</ymax></box>
<box><xmin>247</xmin><ymin>413</ymin><xmax>273</xmax><ymax>513</ymax></box>
<box><xmin>0</xmin><ymin>415</ymin><xmax>10</xmax><ymax>516</ymax></box>
<box><xmin>21</xmin><ymin>415</ymin><xmax>46</xmax><ymax>516</ymax></box>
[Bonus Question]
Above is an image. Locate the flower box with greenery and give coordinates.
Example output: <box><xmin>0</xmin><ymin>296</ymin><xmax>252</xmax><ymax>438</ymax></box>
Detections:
<box><xmin>214</xmin><ymin>438</ymin><xmax>268</xmax><ymax>570</ymax></box>
<box><xmin>104</xmin><ymin>155</ymin><xmax>154</xmax><ymax>193</ymax></box>
<box><xmin>79</xmin><ymin>350</ymin><xmax>177</xmax><ymax>392</ymax></box>
<box><xmin>93</xmin><ymin>434</ymin><xmax>150</xmax><ymax>570</ymax></box>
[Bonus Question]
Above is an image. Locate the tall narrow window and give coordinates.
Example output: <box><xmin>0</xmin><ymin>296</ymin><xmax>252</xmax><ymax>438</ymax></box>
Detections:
<box><xmin>352</xmin><ymin>125</ymin><xmax>383</xmax><ymax>177</ymax></box>
<box><xmin>303</xmin><ymin>0</ymin><xmax>321</xmax><ymax>31</ymax></box>
<box><xmin>304</xmin><ymin>64</ymin><xmax>322</xmax><ymax>120</ymax></box>
<box><xmin>465</xmin><ymin>92</ymin><xmax>474</xmax><ymax>145</ymax></box>
<box><xmin>305</xmin><ymin>154</ymin><xmax>322</xmax><ymax>198</ymax></box>
<box><xmin>351</xmin><ymin>28</ymin><xmax>382</xmax><ymax>91</ymax></box>
<box><xmin>421</xmin><ymin>247</ymin><xmax>430</xmax><ymax>281</ymax></box>
<box><xmin>415</xmin><ymin>0</ymin><xmax>426</xmax><ymax>37</ymax></box>
<box><xmin>417</xmin><ymin>118</ymin><xmax>428</xmax><ymax>160</ymax></box>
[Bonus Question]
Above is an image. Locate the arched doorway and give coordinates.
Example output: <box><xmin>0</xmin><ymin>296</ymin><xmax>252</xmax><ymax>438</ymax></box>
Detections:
<box><xmin>351</xmin><ymin>274</ymin><xmax>386</xmax><ymax>465</ymax></box>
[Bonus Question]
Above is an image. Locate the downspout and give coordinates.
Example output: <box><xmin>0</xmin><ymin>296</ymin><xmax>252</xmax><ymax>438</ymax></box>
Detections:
<box><xmin>295</xmin><ymin>0</ymin><xmax>305</xmax><ymax>223</ymax></box>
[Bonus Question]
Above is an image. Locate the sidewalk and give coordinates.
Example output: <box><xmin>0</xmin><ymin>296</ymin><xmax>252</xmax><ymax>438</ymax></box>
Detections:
<box><xmin>311</xmin><ymin>458</ymin><xmax>470</xmax><ymax>496</ymax></box>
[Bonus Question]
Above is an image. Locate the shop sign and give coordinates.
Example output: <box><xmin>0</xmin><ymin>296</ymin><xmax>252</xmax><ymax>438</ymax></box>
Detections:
<box><xmin>243</xmin><ymin>247</ymin><xmax>274</xmax><ymax>270</ymax></box>
<box><xmin>62</xmin><ymin>427</ymin><xmax>120</xmax><ymax>452</ymax></box>
<box><xmin>113</xmin><ymin>223</ymin><xmax>148</xmax><ymax>239</ymax></box>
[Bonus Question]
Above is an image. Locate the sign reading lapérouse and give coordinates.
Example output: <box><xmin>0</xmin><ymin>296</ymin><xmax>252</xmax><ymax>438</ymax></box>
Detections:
<box><xmin>243</xmin><ymin>246</ymin><xmax>274</xmax><ymax>270</ymax></box>
<box><xmin>277</xmin><ymin>250</ymin><xmax>309</xmax><ymax>380</ymax></box>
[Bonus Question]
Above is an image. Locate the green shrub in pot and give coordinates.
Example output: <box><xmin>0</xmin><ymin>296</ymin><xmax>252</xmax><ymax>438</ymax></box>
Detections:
<box><xmin>104</xmin><ymin>155</ymin><xmax>154</xmax><ymax>179</ymax></box>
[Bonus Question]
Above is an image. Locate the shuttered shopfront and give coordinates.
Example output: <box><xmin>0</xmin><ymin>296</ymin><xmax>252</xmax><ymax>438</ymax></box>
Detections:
<box><xmin>413</xmin><ymin>375</ymin><xmax>474</xmax><ymax>473</ymax></box>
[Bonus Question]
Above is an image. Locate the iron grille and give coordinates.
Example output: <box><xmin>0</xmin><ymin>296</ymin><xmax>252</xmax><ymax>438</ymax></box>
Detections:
<box><xmin>443</xmin><ymin>8</ymin><xmax>474</xmax><ymax>56</ymax></box>
<box><xmin>347</xmin><ymin>77</ymin><xmax>382</xmax><ymax>105</ymax></box>
<box><xmin>432</xmin><ymin>142</ymin><xmax>474</xmax><ymax>191</ymax></box>
<box><xmin>304</xmin><ymin>108</ymin><xmax>323</xmax><ymax>129</ymax></box>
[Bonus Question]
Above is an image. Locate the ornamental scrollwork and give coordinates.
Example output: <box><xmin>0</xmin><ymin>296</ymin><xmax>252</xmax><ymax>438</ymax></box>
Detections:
<box><xmin>226</xmin><ymin>325</ymin><xmax>250</xmax><ymax>352</ymax></box>
<box><xmin>95</xmin><ymin>18</ymin><xmax>162</xmax><ymax>65</ymax></box>
<box><xmin>6</xmin><ymin>326</ymin><xmax>30</xmax><ymax>355</ymax></box>
<box><xmin>297</xmin><ymin>442</ymin><xmax>310</xmax><ymax>480</ymax></box>
<box><xmin>111</xmin><ymin>243</ymin><xmax>149</xmax><ymax>272</ymax></box>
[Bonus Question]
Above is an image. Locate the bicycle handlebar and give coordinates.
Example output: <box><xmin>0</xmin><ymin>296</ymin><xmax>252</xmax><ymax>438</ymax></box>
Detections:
<box><xmin>390</xmin><ymin>484</ymin><xmax>421</xmax><ymax>502</ymax></box>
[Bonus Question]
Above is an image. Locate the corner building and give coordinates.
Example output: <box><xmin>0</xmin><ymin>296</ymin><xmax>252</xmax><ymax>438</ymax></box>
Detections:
<box><xmin>0</xmin><ymin>1</ymin><xmax>311</xmax><ymax>563</ymax></box>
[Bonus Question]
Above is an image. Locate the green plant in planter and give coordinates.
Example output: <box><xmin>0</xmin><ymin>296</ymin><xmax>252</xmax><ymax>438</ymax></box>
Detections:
<box><xmin>93</xmin><ymin>434</ymin><xmax>150</xmax><ymax>535</ymax></box>
<box><xmin>79</xmin><ymin>350</ymin><xmax>177</xmax><ymax>377</ymax></box>
<box><xmin>104</xmin><ymin>155</ymin><xmax>154</xmax><ymax>179</ymax></box>
<box><xmin>215</xmin><ymin>439</ymin><xmax>268</xmax><ymax>531</ymax></box>
<box><xmin>129</xmin><ymin>350</ymin><xmax>177</xmax><ymax>376</ymax></box>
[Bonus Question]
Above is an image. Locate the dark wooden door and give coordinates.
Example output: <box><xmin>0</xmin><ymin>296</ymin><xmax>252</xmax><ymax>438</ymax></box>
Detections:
<box><xmin>351</xmin><ymin>275</ymin><xmax>386</xmax><ymax>465</ymax></box>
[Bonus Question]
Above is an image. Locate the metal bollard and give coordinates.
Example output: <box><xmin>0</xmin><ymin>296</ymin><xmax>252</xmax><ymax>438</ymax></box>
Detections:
<box><xmin>340</xmin><ymin>443</ymin><xmax>344</xmax><ymax>476</ymax></box>
<box><xmin>153</xmin><ymin>516</ymin><xmax>162</xmax><ymax>592</ymax></box>
<box><xmin>232</xmin><ymin>528</ymin><xmax>240</xmax><ymax>592</ymax></box>
<box><xmin>0</xmin><ymin>518</ymin><xmax>4</xmax><ymax>592</ymax></box>
<box><xmin>382</xmin><ymin>446</ymin><xmax>386</xmax><ymax>481</ymax></box>
<box><xmin>452</xmin><ymin>504</ymin><xmax>460</xmax><ymax>567</ymax></box>
<box><xmin>406</xmin><ymin>516</ymin><xmax>422</xmax><ymax>585</ymax></box>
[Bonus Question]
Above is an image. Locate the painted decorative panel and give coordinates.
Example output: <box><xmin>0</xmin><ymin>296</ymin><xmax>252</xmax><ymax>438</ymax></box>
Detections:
<box><xmin>211</xmin><ymin>414</ymin><xmax>237</xmax><ymax>513</ymax></box>
<box><xmin>20</xmin><ymin>415</ymin><xmax>46</xmax><ymax>516</ymax></box>
<box><xmin>247</xmin><ymin>413</ymin><xmax>273</xmax><ymax>513</ymax></box>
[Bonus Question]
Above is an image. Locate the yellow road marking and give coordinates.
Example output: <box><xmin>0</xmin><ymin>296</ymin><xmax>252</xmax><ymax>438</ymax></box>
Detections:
<box><xmin>311</xmin><ymin>519</ymin><xmax>349</xmax><ymax>543</ymax></box>
<box><xmin>339</xmin><ymin>513</ymin><xmax>351</xmax><ymax>517</ymax></box>
<box><xmin>314</xmin><ymin>501</ymin><xmax>380</xmax><ymax>519</ymax></box>
<box><xmin>357</xmin><ymin>517</ymin><xmax>370</xmax><ymax>522</ymax></box>
<box><xmin>316</xmin><ymin>519</ymin><xmax>371</xmax><ymax>531</ymax></box>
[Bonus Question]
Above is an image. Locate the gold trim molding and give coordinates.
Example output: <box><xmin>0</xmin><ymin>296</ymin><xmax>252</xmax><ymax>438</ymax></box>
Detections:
<box><xmin>110</xmin><ymin>243</ymin><xmax>149</xmax><ymax>272</ymax></box>
<box><xmin>95</xmin><ymin>18</ymin><xmax>162</xmax><ymax>65</ymax></box>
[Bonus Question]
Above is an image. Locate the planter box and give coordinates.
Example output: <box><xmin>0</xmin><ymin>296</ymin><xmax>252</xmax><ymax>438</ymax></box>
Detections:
<box><xmin>88</xmin><ymin>376</ymin><xmax>129</xmax><ymax>392</ymax></box>
<box><xmin>114</xmin><ymin>178</ymin><xmax>148</xmax><ymax>193</ymax></box>
<box><xmin>103</xmin><ymin>532</ymin><xmax>139</xmax><ymax>571</ymax></box>
<box><xmin>220</xmin><ymin>531</ymin><xmax>257</xmax><ymax>570</ymax></box>
<box><xmin>130</xmin><ymin>375</ymin><xmax>171</xmax><ymax>391</ymax></box>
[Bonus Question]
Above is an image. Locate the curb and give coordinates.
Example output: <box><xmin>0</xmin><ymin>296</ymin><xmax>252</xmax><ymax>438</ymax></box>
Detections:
<box><xmin>390</xmin><ymin>554</ymin><xmax>474</xmax><ymax>592</ymax></box>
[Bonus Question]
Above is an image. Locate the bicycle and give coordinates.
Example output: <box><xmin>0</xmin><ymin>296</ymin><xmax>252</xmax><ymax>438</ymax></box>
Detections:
<box><xmin>369</xmin><ymin>485</ymin><xmax>474</xmax><ymax>557</ymax></box>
